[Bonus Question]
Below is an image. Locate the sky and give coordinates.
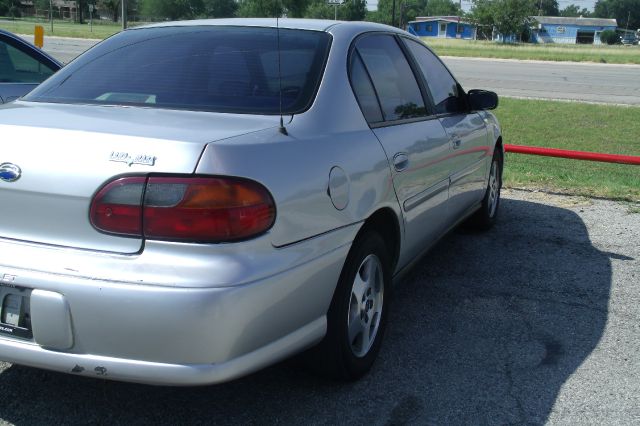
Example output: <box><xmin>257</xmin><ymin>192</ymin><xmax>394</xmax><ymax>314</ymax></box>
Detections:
<box><xmin>365</xmin><ymin>0</ymin><xmax>598</xmax><ymax>13</ymax></box>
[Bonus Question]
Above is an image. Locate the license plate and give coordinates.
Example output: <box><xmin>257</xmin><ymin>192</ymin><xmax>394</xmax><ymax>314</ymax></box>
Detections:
<box><xmin>0</xmin><ymin>284</ymin><xmax>32</xmax><ymax>339</ymax></box>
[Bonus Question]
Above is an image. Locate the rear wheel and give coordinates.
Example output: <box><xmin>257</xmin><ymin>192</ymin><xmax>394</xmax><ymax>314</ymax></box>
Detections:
<box><xmin>307</xmin><ymin>231</ymin><xmax>391</xmax><ymax>380</ymax></box>
<box><xmin>466</xmin><ymin>150</ymin><xmax>502</xmax><ymax>230</ymax></box>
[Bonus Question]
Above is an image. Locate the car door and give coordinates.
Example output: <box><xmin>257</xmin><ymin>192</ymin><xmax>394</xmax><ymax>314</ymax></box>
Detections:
<box><xmin>0</xmin><ymin>32</ymin><xmax>60</xmax><ymax>103</ymax></box>
<box><xmin>402</xmin><ymin>38</ymin><xmax>491</xmax><ymax>222</ymax></box>
<box><xmin>349</xmin><ymin>33</ymin><xmax>452</xmax><ymax>267</ymax></box>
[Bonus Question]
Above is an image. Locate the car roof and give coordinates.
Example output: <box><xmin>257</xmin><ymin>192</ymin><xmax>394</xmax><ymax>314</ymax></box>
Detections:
<box><xmin>136</xmin><ymin>18</ymin><xmax>403</xmax><ymax>35</ymax></box>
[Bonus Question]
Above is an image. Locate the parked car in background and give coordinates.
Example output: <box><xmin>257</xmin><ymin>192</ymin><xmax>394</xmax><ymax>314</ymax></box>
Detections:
<box><xmin>0</xmin><ymin>19</ymin><xmax>503</xmax><ymax>386</ymax></box>
<box><xmin>0</xmin><ymin>29</ymin><xmax>61</xmax><ymax>103</ymax></box>
<box><xmin>620</xmin><ymin>33</ymin><xmax>639</xmax><ymax>45</ymax></box>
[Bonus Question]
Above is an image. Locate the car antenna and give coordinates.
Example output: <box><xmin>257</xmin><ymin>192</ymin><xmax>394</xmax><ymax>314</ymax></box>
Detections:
<box><xmin>277</xmin><ymin>11</ymin><xmax>288</xmax><ymax>135</ymax></box>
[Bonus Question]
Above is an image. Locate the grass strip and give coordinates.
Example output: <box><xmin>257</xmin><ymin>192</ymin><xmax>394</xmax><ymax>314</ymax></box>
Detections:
<box><xmin>0</xmin><ymin>17</ymin><xmax>132</xmax><ymax>39</ymax></box>
<box><xmin>423</xmin><ymin>38</ymin><xmax>640</xmax><ymax>65</ymax></box>
<box><xmin>494</xmin><ymin>98</ymin><xmax>640</xmax><ymax>201</ymax></box>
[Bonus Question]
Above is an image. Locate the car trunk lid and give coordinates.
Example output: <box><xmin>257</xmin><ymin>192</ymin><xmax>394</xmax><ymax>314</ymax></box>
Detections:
<box><xmin>0</xmin><ymin>102</ymin><xmax>278</xmax><ymax>253</ymax></box>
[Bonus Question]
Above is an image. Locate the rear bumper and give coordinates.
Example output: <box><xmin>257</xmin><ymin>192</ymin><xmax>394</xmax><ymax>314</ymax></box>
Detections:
<box><xmin>0</xmin><ymin>317</ymin><xmax>326</xmax><ymax>386</ymax></box>
<box><xmin>0</xmin><ymin>226</ymin><xmax>357</xmax><ymax>385</ymax></box>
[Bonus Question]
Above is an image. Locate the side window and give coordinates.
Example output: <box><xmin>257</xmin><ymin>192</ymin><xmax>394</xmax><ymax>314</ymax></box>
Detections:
<box><xmin>349</xmin><ymin>52</ymin><xmax>383</xmax><ymax>123</ymax></box>
<box><xmin>0</xmin><ymin>40</ymin><xmax>55</xmax><ymax>84</ymax></box>
<box><xmin>355</xmin><ymin>34</ymin><xmax>426</xmax><ymax>122</ymax></box>
<box><xmin>404</xmin><ymin>38</ymin><xmax>465</xmax><ymax>115</ymax></box>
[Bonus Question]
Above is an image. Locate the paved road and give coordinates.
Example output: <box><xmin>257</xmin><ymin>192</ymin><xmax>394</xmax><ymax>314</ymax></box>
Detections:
<box><xmin>0</xmin><ymin>189</ymin><xmax>638</xmax><ymax>425</ymax></box>
<box><xmin>444</xmin><ymin>56</ymin><xmax>640</xmax><ymax>106</ymax></box>
<box><xmin>19</xmin><ymin>35</ymin><xmax>98</xmax><ymax>64</ymax></box>
<box><xmin>17</xmin><ymin>35</ymin><xmax>640</xmax><ymax>105</ymax></box>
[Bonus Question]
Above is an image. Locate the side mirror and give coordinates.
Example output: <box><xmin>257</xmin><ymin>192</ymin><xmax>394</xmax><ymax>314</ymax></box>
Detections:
<box><xmin>468</xmin><ymin>89</ymin><xmax>498</xmax><ymax>111</ymax></box>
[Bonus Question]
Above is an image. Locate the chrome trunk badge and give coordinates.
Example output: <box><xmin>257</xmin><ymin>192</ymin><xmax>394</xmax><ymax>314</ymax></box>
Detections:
<box><xmin>0</xmin><ymin>163</ymin><xmax>21</xmax><ymax>182</ymax></box>
<box><xmin>109</xmin><ymin>151</ymin><xmax>156</xmax><ymax>167</ymax></box>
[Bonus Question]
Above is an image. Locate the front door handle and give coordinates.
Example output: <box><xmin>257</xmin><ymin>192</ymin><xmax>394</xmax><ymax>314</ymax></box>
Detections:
<box><xmin>452</xmin><ymin>139</ymin><xmax>462</xmax><ymax>150</ymax></box>
<box><xmin>393</xmin><ymin>153</ymin><xmax>409</xmax><ymax>172</ymax></box>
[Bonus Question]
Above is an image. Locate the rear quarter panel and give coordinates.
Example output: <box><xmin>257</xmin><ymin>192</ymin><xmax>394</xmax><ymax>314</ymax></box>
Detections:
<box><xmin>196</xmin><ymin>25</ymin><xmax>403</xmax><ymax>248</ymax></box>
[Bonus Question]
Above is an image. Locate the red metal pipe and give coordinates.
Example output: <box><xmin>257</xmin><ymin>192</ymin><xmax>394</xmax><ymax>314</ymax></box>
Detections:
<box><xmin>504</xmin><ymin>144</ymin><xmax>640</xmax><ymax>165</ymax></box>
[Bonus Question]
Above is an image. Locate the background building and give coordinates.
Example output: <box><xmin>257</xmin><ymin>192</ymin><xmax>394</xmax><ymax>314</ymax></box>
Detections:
<box><xmin>407</xmin><ymin>16</ymin><xmax>477</xmax><ymax>40</ymax></box>
<box><xmin>531</xmin><ymin>16</ymin><xmax>618</xmax><ymax>44</ymax></box>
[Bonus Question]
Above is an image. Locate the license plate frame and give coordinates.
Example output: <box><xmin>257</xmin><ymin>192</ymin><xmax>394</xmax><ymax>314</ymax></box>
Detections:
<box><xmin>0</xmin><ymin>284</ymin><xmax>32</xmax><ymax>339</ymax></box>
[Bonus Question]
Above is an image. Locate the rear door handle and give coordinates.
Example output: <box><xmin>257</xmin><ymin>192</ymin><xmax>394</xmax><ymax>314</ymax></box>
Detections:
<box><xmin>452</xmin><ymin>139</ymin><xmax>462</xmax><ymax>150</ymax></box>
<box><xmin>393</xmin><ymin>153</ymin><xmax>409</xmax><ymax>172</ymax></box>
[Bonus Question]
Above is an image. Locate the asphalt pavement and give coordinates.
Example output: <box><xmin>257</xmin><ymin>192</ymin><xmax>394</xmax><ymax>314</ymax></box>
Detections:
<box><xmin>19</xmin><ymin>34</ymin><xmax>98</xmax><ymax>64</ymax></box>
<box><xmin>0</xmin><ymin>189</ymin><xmax>638</xmax><ymax>425</ymax></box>
<box><xmin>444</xmin><ymin>56</ymin><xmax>640</xmax><ymax>106</ymax></box>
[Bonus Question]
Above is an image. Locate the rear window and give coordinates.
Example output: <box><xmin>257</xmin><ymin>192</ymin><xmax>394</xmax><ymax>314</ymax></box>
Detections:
<box><xmin>25</xmin><ymin>26</ymin><xmax>331</xmax><ymax>115</ymax></box>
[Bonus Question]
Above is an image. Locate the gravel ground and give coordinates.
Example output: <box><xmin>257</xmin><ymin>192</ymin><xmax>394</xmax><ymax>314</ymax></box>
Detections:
<box><xmin>0</xmin><ymin>189</ymin><xmax>638</xmax><ymax>425</ymax></box>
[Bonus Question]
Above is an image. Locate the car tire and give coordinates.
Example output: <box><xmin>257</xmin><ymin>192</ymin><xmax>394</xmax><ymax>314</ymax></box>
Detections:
<box><xmin>305</xmin><ymin>231</ymin><xmax>391</xmax><ymax>380</ymax></box>
<box><xmin>465</xmin><ymin>149</ymin><xmax>503</xmax><ymax>231</ymax></box>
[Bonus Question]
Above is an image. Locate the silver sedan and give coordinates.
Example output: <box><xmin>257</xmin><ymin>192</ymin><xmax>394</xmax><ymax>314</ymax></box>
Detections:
<box><xmin>0</xmin><ymin>18</ymin><xmax>503</xmax><ymax>385</ymax></box>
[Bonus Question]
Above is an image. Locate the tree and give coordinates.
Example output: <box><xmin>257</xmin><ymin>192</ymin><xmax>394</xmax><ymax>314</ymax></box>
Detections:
<box><xmin>599</xmin><ymin>29</ymin><xmax>618</xmax><ymax>43</ymax></box>
<box><xmin>426</xmin><ymin>0</ymin><xmax>462</xmax><ymax>16</ymax></box>
<box><xmin>492</xmin><ymin>0</ymin><xmax>535</xmax><ymax>41</ymax></box>
<box><xmin>203</xmin><ymin>0</ymin><xmax>237</xmax><ymax>17</ymax></box>
<box><xmin>140</xmin><ymin>0</ymin><xmax>204</xmax><ymax>19</ymax></box>
<box><xmin>236</xmin><ymin>0</ymin><xmax>311</xmax><ymax>18</ymax></box>
<box><xmin>33</xmin><ymin>0</ymin><xmax>50</xmax><ymax>17</ymax></box>
<box><xmin>237</xmin><ymin>0</ymin><xmax>281</xmax><ymax>17</ymax></box>
<box><xmin>594</xmin><ymin>0</ymin><xmax>640</xmax><ymax>31</ymax></box>
<box><xmin>99</xmin><ymin>0</ymin><xmax>120</xmax><ymax>22</ymax></box>
<box><xmin>367</xmin><ymin>0</ymin><xmax>460</xmax><ymax>27</ymax></box>
<box><xmin>283</xmin><ymin>0</ymin><xmax>311</xmax><ymax>17</ymax></box>
<box><xmin>560</xmin><ymin>4</ymin><xmax>592</xmax><ymax>17</ymax></box>
<box><xmin>305</xmin><ymin>0</ymin><xmax>366</xmax><ymax>21</ymax></box>
<box><xmin>76</xmin><ymin>0</ymin><xmax>87</xmax><ymax>24</ymax></box>
<box><xmin>532</xmin><ymin>0</ymin><xmax>558</xmax><ymax>16</ymax></box>
<box><xmin>468</xmin><ymin>0</ymin><xmax>497</xmax><ymax>37</ymax></box>
<box><xmin>400</xmin><ymin>0</ymin><xmax>427</xmax><ymax>26</ymax></box>
<box><xmin>0</xmin><ymin>0</ymin><xmax>22</xmax><ymax>17</ymax></box>
<box><xmin>366</xmin><ymin>0</ymin><xmax>399</xmax><ymax>25</ymax></box>
<box><xmin>99</xmin><ymin>0</ymin><xmax>137</xmax><ymax>22</ymax></box>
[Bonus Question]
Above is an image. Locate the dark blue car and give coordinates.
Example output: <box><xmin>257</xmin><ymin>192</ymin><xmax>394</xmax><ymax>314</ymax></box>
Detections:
<box><xmin>0</xmin><ymin>29</ymin><xmax>61</xmax><ymax>104</ymax></box>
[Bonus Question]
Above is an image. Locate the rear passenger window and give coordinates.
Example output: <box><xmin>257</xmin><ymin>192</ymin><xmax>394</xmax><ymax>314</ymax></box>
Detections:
<box><xmin>349</xmin><ymin>52</ymin><xmax>383</xmax><ymax>123</ymax></box>
<box><xmin>354</xmin><ymin>34</ymin><xmax>426</xmax><ymax>122</ymax></box>
<box><xmin>403</xmin><ymin>39</ymin><xmax>465</xmax><ymax>115</ymax></box>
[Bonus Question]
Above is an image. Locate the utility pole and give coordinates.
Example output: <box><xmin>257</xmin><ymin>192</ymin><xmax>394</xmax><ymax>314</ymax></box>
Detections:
<box><xmin>625</xmin><ymin>10</ymin><xmax>630</xmax><ymax>33</ymax></box>
<box><xmin>392</xmin><ymin>0</ymin><xmax>396</xmax><ymax>27</ymax></box>
<box><xmin>457</xmin><ymin>0</ymin><xmax>462</xmax><ymax>35</ymax></box>
<box><xmin>122</xmin><ymin>0</ymin><xmax>127</xmax><ymax>30</ymax></box>
<box><xmin>49</xmin><ymin>0</ymin><xmax>53</xmax><ymax>33</ymax></box>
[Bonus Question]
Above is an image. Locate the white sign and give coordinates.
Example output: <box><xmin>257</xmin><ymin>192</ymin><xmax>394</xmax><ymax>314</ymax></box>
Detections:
<box><xmin>327</xmin><ymin>0</ymin><xmax>345</xmax><ymax>4</ymax></box>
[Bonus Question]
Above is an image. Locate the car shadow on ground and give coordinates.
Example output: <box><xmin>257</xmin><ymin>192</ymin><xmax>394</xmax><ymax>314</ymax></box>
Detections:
<box><xmin>0</xmin><ymin>198</ymin><xmax>612</xmax><ymax>425</ymax></box>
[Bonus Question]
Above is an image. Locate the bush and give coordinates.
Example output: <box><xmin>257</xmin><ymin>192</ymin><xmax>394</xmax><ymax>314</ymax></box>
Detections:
<box><xmin>599</xmin><ymin>30</ymin><xmax>618</xmax><ymax>45</ymax></box>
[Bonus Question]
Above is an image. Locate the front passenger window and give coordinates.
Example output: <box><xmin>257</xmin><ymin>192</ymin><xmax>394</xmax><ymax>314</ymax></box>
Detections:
<box><xmin>403</xmin><ymin>39</ymin><xmax>465</xmax><ymax>115</ymax></box>
<box><xmin>354</xmin><ymin>34</ymin><xmax>427</xmax><ymax>122</ymax></box>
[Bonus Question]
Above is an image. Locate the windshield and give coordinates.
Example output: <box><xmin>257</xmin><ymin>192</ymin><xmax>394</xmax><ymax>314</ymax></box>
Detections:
<box><xmin>25</xmin><ymin>26</ymin><xmax>331</xmax><ymax>115</ymax></box>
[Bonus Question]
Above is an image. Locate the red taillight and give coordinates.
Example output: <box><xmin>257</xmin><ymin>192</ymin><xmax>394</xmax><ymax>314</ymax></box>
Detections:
<box><xmin>90</xmin><ymin>177</ymin><xmax>145</xmax><ymax>236</ymax></box>
<box><xmin>90</xmin><ymin>176</ymin><xmax>276</xmax><ymax>242</ymax></box>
